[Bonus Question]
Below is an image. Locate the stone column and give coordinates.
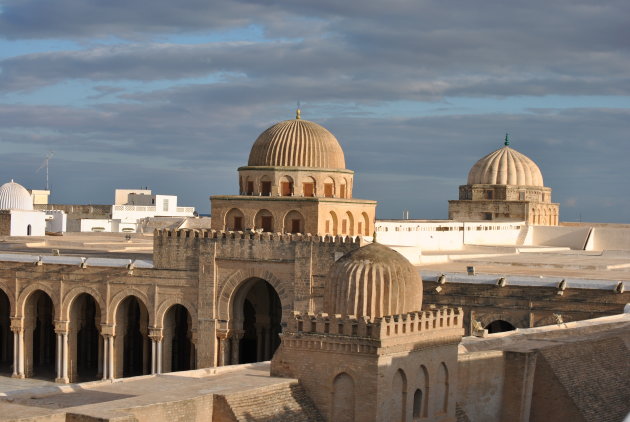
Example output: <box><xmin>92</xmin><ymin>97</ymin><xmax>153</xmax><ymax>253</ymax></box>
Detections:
<box><xmin>10</xmin><ymin>318</ymin><xmax>24</xmax><ymax>379</ymax></box>
<box><xmin>230</xmin><ymin>330</ymin><xmax>244</xmax><ymax>365</ymax></box>
<box><xmin>55</xmin><ymin>321</ymin><xmax>69</xmax><ymax>383</ymax></box>
<box><xmin>216</xmin><ymin>330</ymin><xmax>231</xmax><ymax>367</ymax></box>
<box><xmin>100</xmin><ymin>324</ymin><xmax>115</xmax><ymax>380</ymax></box>
<box><xmin>149</xmin><ymin>328</ymin><xmax>163</xmax><ymax>375</ymax></box>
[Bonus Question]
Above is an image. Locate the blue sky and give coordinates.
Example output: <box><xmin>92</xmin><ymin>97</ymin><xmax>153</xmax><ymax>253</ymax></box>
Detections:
<box><xmin>0</xmin><ymin>0</ymin><xmax>629</xmax><ymax>222</ymax></box>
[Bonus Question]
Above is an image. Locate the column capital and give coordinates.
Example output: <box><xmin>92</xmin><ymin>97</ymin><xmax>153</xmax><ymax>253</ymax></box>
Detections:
<box><xmin>100</xmin><ymin>324</ymin><xmax>115</xmax><ymax>337</ymax></box>
<box><xmin>216</xmin><ymin>329</ymin><xmax>231</xmax><ymax>340</ymax></box>
<box><xmin>54</xmin><ymin>320</ymin><xmax>69</xmax><ymax>334</ymax></box>
<box><xmin>10</xmin><ymin>317</ymin><xmax>23</xmax><ymax>332</ymax></box>
<box><xmin>149</xmin><ymin>327</ymin><xmax>163</xmax><ymax>342</ymax></box>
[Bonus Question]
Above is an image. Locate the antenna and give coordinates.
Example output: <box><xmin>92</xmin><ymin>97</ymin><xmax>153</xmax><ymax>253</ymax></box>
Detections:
<box><xmin>36</xmin><ymin>151</ymin><xmax>55</xmax><ymax>191</ymax></box>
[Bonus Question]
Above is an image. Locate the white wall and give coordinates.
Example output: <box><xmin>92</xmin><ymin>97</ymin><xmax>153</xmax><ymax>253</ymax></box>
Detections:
<box><xmin>529</xmin><ymin>226</ymin><xmax>591</xmax><ymax>250</ymax></box>
<box><xmin>589</xmin><ymin>227</ymin><xmax>630</xmax><ymax>251</ymax></box>
<box><xmin>45</xmin><ymin>210</ymin><xmax>66</xmax><ymax>233</ymax></box>
<box><xmin>9</xmin><ymin>211</ymin><xmax>45</xmax><ymax>236</ymax></box>
<box><xmin>376</xmin><ymin>220</ymin><xmax>525</xmax><ymax>251</ymax></box>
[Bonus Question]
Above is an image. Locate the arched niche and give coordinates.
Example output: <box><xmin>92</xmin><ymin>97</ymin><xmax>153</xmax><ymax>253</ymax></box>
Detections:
<box><xmin>279</xmin><ymin>175</ymin><xmax>294</xmax><ymax>196</ymax></box>
<box><xmin>486</xmin><ymin>319</ymin><xmax>516</xmax><ymax>334</ymax></box>
<box><xmin>284</xmin><ymin>210</ymin><xmax>305</xmax><ymax>234</ymax></box>
<box><xmin>254</xmin><ymin>209</ymin><xmax>274</xmax><ymax>233</ymax></box>
<box><xmin>225</xmin><ymin>208</ymin><xmax>245</xmax><ymax>231</ymax></box>
<box><xmin>392</xmin><ymin>368</ymin><xmax>408</xmax><ymax>422</ymax></box>
<box><xmin>331</xmin><ymin>372</ymin><xmax>355</xmax><ymax>422</ymax></box>
<box><xmin>302</xmin><ymin>176</ymin><xmax>316</xmax><ymax>197</ymax></box>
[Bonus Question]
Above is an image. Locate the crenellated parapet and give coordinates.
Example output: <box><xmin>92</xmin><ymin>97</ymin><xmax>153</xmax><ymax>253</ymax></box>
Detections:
<box><xmin>153</xmin><ymin>228</ymin><xmax>364</xmax><ymax>270</ymax></box>
<box><xmin>282</xmin><ymin>307</ymin><xmax>465</xmax><ymax>355</ymax></box>
<box><xmin>155</xmin><ymin>228</ymin><xmax>363</xmax><ymax>244</ymax></box>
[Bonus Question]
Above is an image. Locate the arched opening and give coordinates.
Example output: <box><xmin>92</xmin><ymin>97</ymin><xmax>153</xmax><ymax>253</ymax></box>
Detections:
<box><xmin>115</xmin><ymin>296</ymin><xmax>150</xmax><ymax>378</ymax></box>
<box><xmin>163</xmin><ymin>304</ymin><xmax>194</xmax><ymax>373</ymax></box>
<box><xmin>225</xmin><ymin>208</ymin><xmax>245</xmax><ymax>231</ymax></box>
<box><xmin>0</xmin><ymin>289</ymin><xmax>12</xmax><ymax>374</ymax></box>
<box><xmin>245</xmin><ymin>177</ymin><xmax>254</xmax><ymax>195</ymax></box>
<box><xmin>436</xmin><ymin>362</ymin><xmax>449</xmax><ymax>414</ymax></box>
<box><xmin>331</xmin><ymin>372</ymin><xmax>355</xmax><ymax>422</ymax></box>
<box><xmin>362</xmin><ymin>212</ymin><xmax>370</xmax><ymax>236</ymax></box>
<box><xmin>27</xmin><ymin>224</ymin><xmax>32</xmax><ymax>236</ymax></box>
<box><xmin>339</xmin><ymin>180</ymin><xmax>347</xmax><ymax>199</ymax></box>
<box><xmin>327</xmin><ymin>211</ymin><xmax>338</xmax><ymax>235</ymax></box>
<box><xmin>69</xmin><ymin>293</ymin><xmax>101</xmax><ymax>382</ymax></box>
<box><xmin>486</xmin><ymin>320</ymin><xmax>516</xmax><ymax>334</ymax></box>
<box><xmin>417</xmin><ymin>365</ymin><xmax>429</xmax><ymax>418</ymax></box>
<box><xmin>232</xmin><ymin>278</ymin><xmax>282</xmax><ymax>364</ymax></box>
<box><xmin>324</xmin><ymin>177</ymin><xmax>335</xmax><ymax>198</ymax></box>
<box><xmin>279</xmin><ymin>175</ymin><xmax>294</xmax><ymax>197</ymax></box>
<box><xmin>24</xmin><ymin>290</ymin><xmax>55</xmax><ymax>379</ymax></box>
<box><xmin>413</xmin><ymin>389</ymin><xmax>422</xmax><ymax>419</ymax></box>
<box><xmin>302</xmin><ymin>176</ymin><xmax>316</xmax><ymax>197</ymax></box>
<box><xmin>392</xmin><ymin>368</ymin><xmax>408</xmax><ymax>422</ymax></box>
<box><xmin>254</xmin><ymin>209</ymin><xmax>274</xmax><ymax>233</ymax></box>
<box><xmin>260</xmin><ymin>176</ymin><xmax>271</xmax><ymax>196</ymax></box>
<box><xmin>345</xmin><ymin>211</ymin><xmax>355</xmax><ymax>236</ymax></box>
<box><xmin>283</xmin><ymin>210</ymin><xmax>305</xmax><ymax>234</ymax></box>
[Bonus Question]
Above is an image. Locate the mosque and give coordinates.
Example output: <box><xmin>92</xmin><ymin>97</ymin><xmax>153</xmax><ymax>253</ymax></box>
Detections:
<box><xmin>0</xmin><ymin>112</ymin><xmax>628</xmax><ymax>422</ymax></box>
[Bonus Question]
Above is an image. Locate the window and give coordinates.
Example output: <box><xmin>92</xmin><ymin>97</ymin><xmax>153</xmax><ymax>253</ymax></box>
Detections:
<box><xmin>163</xmin><ymin>199</ymin><xmax>169</xmax><ymax>212</ymax></box>
<box><xmin>483</xmin><ymin>212</ymin><xmax>492</xmax><ymax>220</ymax></box>
<box><xmin>485</xmin><ymin>190</ymin><xmax>493</xmax><ymax>200</ymax></box>
<box><xmin>324</xmin><ymin>183</ymin><xmax>334</xmax><ymax>197</ymax></box>
<box><xmin>247</xmin><ymin>181</ymin><xmax>254</xmax><ymax>195</ymax></box>
<box><xmin>261</xmin><ymin>181</ymin><xmax>272</xmax><ymax>196</ymax></box>
<box><xmin>340</xmin><ymin>184</ymin><xmax>346</xmax><ymax>199</ymax></box>
<box><xmin>291</xmin><ymin>219</ymin><xmax>301</xmax><ymax>233</ymax></box>
<box><xmin>303</xmin><ymin>182</ymin><xmax>314</xmax><ymax>197</ymax></box>
<box><xmin>519</xmin><ymin>191</ymin><xmax>525</xmax><ymax>200</ymax></box>
<box><xmin>234</xmin><ymin>216</ymin><xmax>243</xmax><ymax>231</ymax></box>
<box><xmin>281</xmin><ymin>181</ymin><xmax>293</xmax><ymax>196</ymax></box>
<box><xmin>261</xmin><ymin>216</ymin><xmax>273</xmax><ymax>232</ymax></box>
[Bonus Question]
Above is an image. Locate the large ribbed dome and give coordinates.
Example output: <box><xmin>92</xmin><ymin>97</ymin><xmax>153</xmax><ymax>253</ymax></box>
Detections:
<box><xmin>0</xmin><ymin>180</ymin><xmax>33</xmax><ymax>210</ymax></box>
<box><xmin>467</xmin><ymin>145</ymin><xmax>544</xmax><ymax>187</ymax></box>
<box><xmin>324</xmin><ymin>243</ymin><xmax>422</xmax><ymax>318</ymax></box>
<box><xmin>248</xmin><ymin>117</ymin><xmax>346</xmax><ymax>169</ymax></box>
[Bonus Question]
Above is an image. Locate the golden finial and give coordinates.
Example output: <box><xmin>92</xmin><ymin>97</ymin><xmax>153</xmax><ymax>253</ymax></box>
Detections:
<box><xmin>296</xmin><ymin>100</ymin><xmax>301</xmax><ymax>119</ymax></box>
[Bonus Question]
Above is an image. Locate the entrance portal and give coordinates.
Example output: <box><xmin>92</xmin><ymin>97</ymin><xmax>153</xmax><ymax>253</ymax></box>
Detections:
<box><xmin>234</xmin><ymin>279</ymin><xmax>282</xmax><ymax>364</ymax></box>
<box><xmin>115</xmin><ymin>296</ymin><xmax>150</xmax><ymax>378</ymax></box>
<box><xmin>24</xmin><ymin>291</ymin><xmax>55</xmax><ymax>379</ymax></box>
<box><xmin>0</xmin><ymin>289</ymin><xmax>12</xmax><ymax>374</ymax></box>
<box><xmin>163</xmin><ymin>304</ymin><xmax>194</xmax><ymax>373</ymax></box>
<box><xmin>69</xmin><ymin>294</ymin><xmax>101</xmax><ymax>382</ymax></box>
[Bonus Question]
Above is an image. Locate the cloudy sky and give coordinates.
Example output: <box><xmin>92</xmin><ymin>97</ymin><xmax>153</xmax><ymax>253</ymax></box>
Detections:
<box><xmin>0</xmin><ymin>0</ymin><xmax>628</xmax><ymax>222</ymax></box>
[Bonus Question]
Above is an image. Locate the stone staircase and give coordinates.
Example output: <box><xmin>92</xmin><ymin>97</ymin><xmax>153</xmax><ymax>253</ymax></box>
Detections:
<box><xmin>219</xmin><ymin>381</ymin><xmax>323</xmax><ymax>422</ymax></box>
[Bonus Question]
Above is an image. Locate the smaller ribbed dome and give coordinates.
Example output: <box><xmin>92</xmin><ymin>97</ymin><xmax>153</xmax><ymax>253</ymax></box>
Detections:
<box><xmin>0</xmin><ymin>180</ymin><xmax>33</xmax><ymax>210</ymax></box>
<box><xmin>248</xmin><ymin>117</ymin><xmax>346</xmax><ymax>169</ymax></box>
<box><xmin>324</xmin><ymin>243</ymin><xmax>422</xmax><ymax>318</ymax></box>
<box><xmin>467</xmin><ymin>145</ymin><xmax>544</xmax><ymax>187</ymax></box>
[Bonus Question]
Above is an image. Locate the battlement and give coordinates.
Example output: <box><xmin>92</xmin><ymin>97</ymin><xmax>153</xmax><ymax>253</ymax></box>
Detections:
<box><xmin>155</xmin><ymin>228</ymin><xmax>363</xmax><ymax>244</ymax></box>
<box><xmin>287</xmin><ymin>307</ymin><xmax>464</xmax><ymax>341</ymax></box>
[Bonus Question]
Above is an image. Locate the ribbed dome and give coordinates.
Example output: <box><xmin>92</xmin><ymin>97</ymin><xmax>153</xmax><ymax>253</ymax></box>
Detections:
<box><xmin>248</xmin><ymin>118</ymin><xmax>346</xmax><ymax>169</ymax></box>
<box><xmin>324</xmin><ymin>243</ymin><xmax>422</xmax><ymax>318</ymax></box>
<box><xmin>467</xmin><ymin>146</ymin><xmax>544</xmax><ymax>187</ymax></box>
<box><xmin>0</xmin><ymin>181</ymin><xmax>33</xmax><ymax>210</ymax></box>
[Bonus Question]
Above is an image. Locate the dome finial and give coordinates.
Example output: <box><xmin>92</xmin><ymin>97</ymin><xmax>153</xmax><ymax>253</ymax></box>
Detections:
<box><xmin>296</xmin><ymin>100</ymin><xmax>301</xmax><ymax>120</ymax></box>
<box><xmin>504</xmin><ymin>133</ymin><xmax>510</xmax><ymax>146</ymax></box>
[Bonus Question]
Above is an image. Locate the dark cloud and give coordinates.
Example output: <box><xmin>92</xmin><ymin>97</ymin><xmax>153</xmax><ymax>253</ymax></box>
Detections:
<box><xmin>0</xmin><ymin>0</ymin><xmax>628</xmax><ymax>222</ymax></box>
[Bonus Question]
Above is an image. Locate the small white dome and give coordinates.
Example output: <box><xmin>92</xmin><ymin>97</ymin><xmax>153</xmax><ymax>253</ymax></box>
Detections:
<box><xmin>467</xmin><ymin>138</ymin><xmax>544</xmax><ymax>187</ymax></box>
<box><xmin>0</xmin><ymin>180</ymin><xmax>33</xmax><ymax>210</ymax></box>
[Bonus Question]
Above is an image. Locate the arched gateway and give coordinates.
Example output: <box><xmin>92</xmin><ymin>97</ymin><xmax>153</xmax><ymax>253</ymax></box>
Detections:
<box><xmin>222</xmin><ymin>278</ymin><xmax>282</xmax><ymax>365</ymax></box>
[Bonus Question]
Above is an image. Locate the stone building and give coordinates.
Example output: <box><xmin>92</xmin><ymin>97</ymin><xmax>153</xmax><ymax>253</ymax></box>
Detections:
<box><xmin>448</xmin><ymin>135</ymin><xmax>559</xmax><ymax>225</ymax></box>
<box><xmin>271</xmin><ymin>242</ymin><xmax>464</xmax><ymax>422</ymax></box>
<box><xmin>210</xmin><ymin>110</ymin><xmax>376</xmax><ymax>236</ymax></box>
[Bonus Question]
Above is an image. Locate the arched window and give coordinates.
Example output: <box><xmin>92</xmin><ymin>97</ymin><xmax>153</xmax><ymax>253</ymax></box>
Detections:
<box><xmin>280</xmin><ymin>176</ymin><xmax>294</xmax><ymax>197</ymax></box>
<box><xmin>417</xmin><ymin>365</ymin><xmax>429</xmax><ymax>418</ymax></box>
<box><xmin>340</xmin><ymin>178</ymin><xmax>347</xmax><ymax>199</ymax></box>
<box><xmin>327</xmin><ymin>211</ymin><xmax>338</xmax><ymax>235</ymax></box>
<box><xmin>27</xmin><ymin>224</ymin><xmax>32</xmax><ymax>236</ymax></box>
<box><xmin>260</xmin><ymin>176</ymin><xmax>271</xmax><ymax>196</ymax></box>
<box><xmin>362</xmin><ymin>212</ymin><xmax>370</xmax><ymax>236</ymax></box>
<box><xmin>302</xmin><ymin>176</ymin><xmax>316</xmax><ymax>197</ymax></box>
<box><xmin>324</xmin><ymin>177</ymin><xmax>335</xmax><ymax>198</ymax></box>
<box><xmin>283</xmin><ymin>210</ymin><xmax>305</xmax><ymax>234</ymax></box>
<box><xmin>225</xmin><ymin>208</ymin><xmax>245</xmax><ymax>231</ymax></box>
<box><xmin>345</xmin><ymin>211</ymin><xmax>354</xmax><ymax>236</ymax></box>
<box><xmin>332</xmin><ymin>373</ymin><xmax>355</xmax><ymax>422</ymax></box>
<box><xmin>413</xmin><ymin>389</ymin><xmax>422</xmax><ymax>419</ymax></box>
<box><xmin>254</xmin><ymin>209</ymin><xmax>274</xmax><ymax>232</ymax></box>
